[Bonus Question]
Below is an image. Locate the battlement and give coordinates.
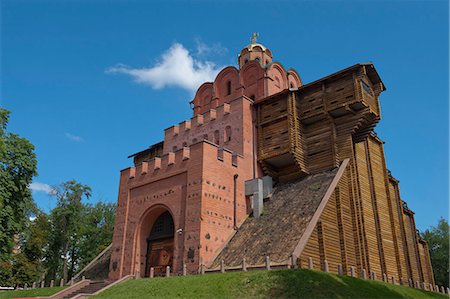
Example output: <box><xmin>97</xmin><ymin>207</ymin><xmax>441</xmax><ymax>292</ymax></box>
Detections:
<box><xmin>164</xmin><ymin>103</ymin><xmax>231</xmax><ymax>138</ymax></box>
<box><xmin>121</xmin><ymin>140</ymin><xmax>242</xmax><ymax>180</ymax></box>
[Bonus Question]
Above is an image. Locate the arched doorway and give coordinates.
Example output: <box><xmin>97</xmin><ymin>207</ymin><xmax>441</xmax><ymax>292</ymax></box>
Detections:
<box><xmin>144</xmin><ymin>211</ymin><xmax>174</xmax><ymax>277</ymax></box>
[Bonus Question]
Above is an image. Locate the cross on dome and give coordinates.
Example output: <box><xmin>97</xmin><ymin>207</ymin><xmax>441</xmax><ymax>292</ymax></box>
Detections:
<box><xmin>250</xmin><ymin>32</ymin><xmax>259</xmax><ymax>44</ymax></box>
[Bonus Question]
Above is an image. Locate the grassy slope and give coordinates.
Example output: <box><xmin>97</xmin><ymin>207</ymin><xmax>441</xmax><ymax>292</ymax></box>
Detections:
<box><xmin>0</xmin><ymin>286</ymin><xmax>65</xmax><ymax>299</ymax></box>
<box><xmin>94</xmin><ymin>269</ymin><xmax>447</xmax><ymax>299</ymax></box>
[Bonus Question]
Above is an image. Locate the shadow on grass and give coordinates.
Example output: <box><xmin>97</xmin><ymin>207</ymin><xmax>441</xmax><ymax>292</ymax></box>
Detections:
<box><xmin>268</xmin><ymin>269</ymin><xmax>445</xmax><ymax>299</ymax></box>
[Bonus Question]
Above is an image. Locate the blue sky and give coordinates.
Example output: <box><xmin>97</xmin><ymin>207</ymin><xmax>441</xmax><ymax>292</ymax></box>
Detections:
<box><xmin>1</xmin><ymin>0</ymin><xmax>448</xmax><ymax>231</ymax></box>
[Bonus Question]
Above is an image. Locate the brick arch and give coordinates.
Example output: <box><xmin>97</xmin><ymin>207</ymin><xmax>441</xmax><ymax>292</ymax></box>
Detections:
<box><xmin>133</xmin><ymin>204</ymin><xmax>176</xmax><ymax>277</ymax></box>
<box><xmin>267</xmin><ymin>62</ymin><xmax>289</xmax><ymax>94</ymax></box>
<box><xmin>213</xmin><ymin>66</ymin><xmax>240</xmax><ymax>100</ymax></box>
<box><xmin>287</xmin><ymin>69</ymin><xmax>302</xmax><ymax>89</ymax></box>
<box><xmin>240</xmin><ymin>60</ymin><xmax>265</xmax><ymax>100</ymax></box>
<box><xmin>193</xmin><ymin>82</ymin><xmax>213</xmax><ymax>114</ymax></box>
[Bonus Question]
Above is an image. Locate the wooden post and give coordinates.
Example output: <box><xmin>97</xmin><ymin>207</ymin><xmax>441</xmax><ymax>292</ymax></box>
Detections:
<box><xmin>435</xmin><ymin>285</ymin><xmax>439</xmax><ymax>292</ymax></box>
<box><xmin>60</xmin><ymin>278</ymin><xmax>64</xmax><ymax>287</ymax></box>
<box><xmin>362</xmin><ymin>269</ymin><xmax>367</xmax><ymax>279</ymax></box>
<box><xmin>24</xmin><ymin>283</ymin><xmax>28</xmax><ymax>290</ymax></box>
<box><xmin>323</xmin><ymin>260</ymin><xmax>329</xmax><ymax>272</ymax></box>
<box><xmin>32</xmin><ymin>282</ymin><xmax>36</xmax><ymax>289</ymax></box>
<box><xmin>40</xmin><ymin>280</ymin><xmax>45</xmax><ymax>288</ymax></box>
<box><xmin>220</xmin><ymin>260</ymin><xmax>225</xmax><ymax>273</ymax></box>
<box><xmin>441</xmin><ymin>286</ymin><xmax>445</xmax><ymax>293</ymax></box>
<box><xmin>242</xmin><ymin>258</ymin><xmax>247</xmax><ymax>272</ymax></box>
<box><xmin>391</xmin><ymin>276</ymin><xmax>396</xmax><ymax>284</ymax></box>
<box><xmin>70</xmin><ymin>278</ymin><xmax>74</xmax><ymax>286</ymax></box>
<box><xmin>150</xmin><ymin>267</ymin><xmax>154</xmax><ymax>278</ymax></box>
<box><xmin>399</xmin><ymin>278</ymin><xmax>403</xmax><ymax>285</ymax></box>
<box><xmin>166</xmin><ymin>266</ymin><xmax>170</xmax><ymax>277</ymax></box>
<box><xmin>82</xmin><ymin>275</ymin><xmax>85</xmax><ymax>281</ymax></box>
<box><xmin>201</xmin><ymin>264</ymin><xmax>205</xmax><ymax>275</ymax></box>
<box><xmin>337</xmin><ymin>264</ymin><xmax>343</xmax><ymax>275</ymax></box>
<box><xmin>290</xmin><ymin>255</ymin><xmax>298</xmax><ymax>269</ymax></box>
<box><xmin>308</xmin><ymin>257</ymin><xmax>313</xmax><ymax>270</ymax></box>
<box><xmin>350</xmin><ymin>266</ymin><xmax>355</xmax><ymax>277</ymax></box>
<box><xmin>429</xmin><ymin>284</ymin><xmax>434</xmax><ymax>291</ymax></box>
<box><xmin>265</xmin><ymin>256</ymin><xmax>270</xmax><ymax>270</ymax></box>
<box><xmin>415</xmin><ymin>281</ymin><xmax>420</xmax><ymax>289</ymax></box>
<box><xmin>183</xmin><ymin>263</ymin><xmax>187</xmax><ymax>276</ymax></box>
<box><xmin>382</xmin><ymin>273</ymin><xmax>387</xmax><ymax>282</ymax></box>
<box><xmin>50</xmin><ymin>279</ymin><xmax>54</xmax><ymax>287</ymax></box>
<box><xmin>370</xmin><ymin>271</ymin><xmax>376</xmax><ymax>280</ymax></box>
<box><xmin>446</xmin><ymin>287</ymin><xmax>450</xmax><ymax>294</ymax></box>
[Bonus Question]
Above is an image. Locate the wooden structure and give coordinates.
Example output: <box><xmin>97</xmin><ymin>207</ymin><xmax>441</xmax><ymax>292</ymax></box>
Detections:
<box><xmin>254</xmin><ymin>63</ymin><xmax>435</xmax><ymax>285</ymax></box>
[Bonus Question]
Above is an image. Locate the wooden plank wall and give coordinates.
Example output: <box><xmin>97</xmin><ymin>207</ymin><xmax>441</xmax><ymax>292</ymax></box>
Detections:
<box><xmin>418</xmin><ymin>241</ymin><xmax>435</xmax><ymax>285</ymax></box>
<box><xmin>300</xmin><ymin>226</ymin><xmax>321</xmax><ymax>269</ymax></box>
<box><xmin>403</xmin><ymin>212</ymin><xmax>421</xmax><ymax>283</ymax></box>
<box><xmin>366</xmin><ymin>137</ymin><xmax>398</xmax><ymax>279</ymax></box>
<box><xmin>387</xmin><ymin>178</ymin><xmax>410</xmax><ymax>281</ymax></box>
<box><xmin>354</xmin><ymin>141</ymin><xmax>383</xmax><ymax>276</ymax></box>
<box><xmin>257</xmin><ymin>96</ymin><xmax>290</xmax><ymax>161</ymax></box>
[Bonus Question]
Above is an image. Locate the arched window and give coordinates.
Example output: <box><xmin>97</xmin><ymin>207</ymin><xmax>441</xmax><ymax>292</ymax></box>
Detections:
<box><xmin>182</xmin><ymin>142</ymin><xmax>188</xmax><ymax>147</ymax></box>
<box><xmin>255</xmin><ymin>57</ymin><xmax>260</xmax><ymax>62</ymax></box>
<box><xmin>226</xmin><ymin>81</ymin><xmax>231</xmax><ymax>95</ymax></box>
<box><xmin>250</xmin><ymin>94</ymin><xmax>255</xmax><ymax>101</ymax></box>
<box><xmin>148</xmin><ymin>211</ymin><xmax>174</xmax><ymax>241</ymax></box>
<box><xmin>225</xmin><ymin>126</ymin><xmax>232</xmax><ymax>142</ymax></box>
<box><xmin>290</xmin><ymin>82</ymin><xmax>294</xmax><ymax>89</ymax></box>
<box><xmin>172</xmin><ymin>146</ymin><xmax>178</xmax><ymax>152</ymax></box>
<box><xmin>214</xmin><ymin>130</ymin><xmax>220</xmax><ymax>145</ymax></box>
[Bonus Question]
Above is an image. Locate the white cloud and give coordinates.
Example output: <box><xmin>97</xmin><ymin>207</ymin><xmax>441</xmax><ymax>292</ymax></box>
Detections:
<box><xmin>106</xmin><ymin>43</ymin><xmax>224</xmax><ymax>92</ymax></box>
<box><xmin>65</xmin><ymin>132</ymin><xmax>84</xmax><ymax>142</ymax></box>
<box><xmin>29</xmin><ymin>182</ymin><xmax>56</xmax><ymax>195</ymax></box>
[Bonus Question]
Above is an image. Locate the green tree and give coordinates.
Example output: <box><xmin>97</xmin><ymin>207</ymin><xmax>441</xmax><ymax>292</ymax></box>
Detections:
<box><xmin>46</xmin><ymin>180</ymin><xmax>91</xmax><ymax>283</ymax></box>
<box><xmin>0</xmin><ymin>108</ymin><xmax>37</xmax><ymax>285</ymax></box>
<box><xmin>421</xmin><ymin>218</ymin><xmax>449</xmax><ymax>288</ymax></box>
<box><xmin>77</xmin><ymin>202</ymin><xmax>115</xmax><ymax>272</ymax></box>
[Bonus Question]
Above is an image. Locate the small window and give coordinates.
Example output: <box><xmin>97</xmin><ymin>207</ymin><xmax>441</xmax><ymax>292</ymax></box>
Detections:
<box><xmin>172</xmin><ymin>146</ymin><xmax>178</xmax><ymax>151</ymax></box>
<box><xmin>361</xmin><ymin>80</ymin><xmax>373</xmax><ymax>96</ymax></box>
<box><xmin>245</xmin><ymin>59</ymin><xmax>249</xmax><ymax>64</ymax></box>
<box><xmin>255</xmin><ymin>57</ymin><xmax>260</xmax><ymax>62</ymax></box>
<box><xmin>214</xmin><ymin>130</ymin><xmax>220</xmax><ymax>145</ymax></box>
<box><xmin>203</xmin><ymin>134</ymin><xmax>208</xmax><ymax>141</ymax></box>
<box><xmin>265</xmin><ymin>60</ymin><xmax>269</xmax><ymax>65</ymax></box>
<box><xmin>226</xmin><ymin>81</ymin><xmax>232</xmax><ymax>95</ymax></box>
<box><xmin>250</xmin><ymin>94</ymin><xmax>255</xmax><ymax>101</ymax></box>
<box><xmin>192</xmin><ymin>138</ymin><xmax>198</xmax><ymax>143</ymax></box>
<box><xmin>182</xmin><ymin>142</ymin><xmax>188</xmax><ymax>147</ymax></box>
<box><xmin>290</xmin><ymin>83</ymin><xmax>294</xmax><ymax>89</ymax></box>
<box><xmin>225</xmin><ymin>126</ymin><xmax>232</xmax><ymax>142</ymax></box>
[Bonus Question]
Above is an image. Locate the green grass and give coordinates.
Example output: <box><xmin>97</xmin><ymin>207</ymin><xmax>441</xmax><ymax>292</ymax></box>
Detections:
<box><xmin>0</xmin><ymin>286</ymin><xmax>66</xmax><ymax>299</ymax></box>
<box><xmin>94</xmin><ymin>269</ymin><xmax>447</xmax><ymax>299</ymax></box>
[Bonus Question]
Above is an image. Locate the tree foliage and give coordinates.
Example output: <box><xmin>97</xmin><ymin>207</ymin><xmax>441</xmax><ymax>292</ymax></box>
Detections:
<box><xmin>0</xmin><ymin>108</ymin><xmax>37</xmax><ymax>284</ymax></box>
<box><xmin>0</xmin><ymin>108</ymin><xmax>37</xmax><ymax>258</ymax></box>
<box><xmin>421</xmin><ymin>217</ymin><xmax>449</xmax><ymax>288</ymax></box>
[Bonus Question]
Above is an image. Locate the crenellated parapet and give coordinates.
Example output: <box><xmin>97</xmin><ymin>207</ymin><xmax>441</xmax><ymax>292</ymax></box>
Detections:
<box><xmin>121</xmin><ymin>141</ymin><xmax>243</xmax><ymax>182</ymax></box>
<box><xmin>163</xmin><ymin>98</ymin><xmax>249</xmax><ymax>158</ymax></box>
